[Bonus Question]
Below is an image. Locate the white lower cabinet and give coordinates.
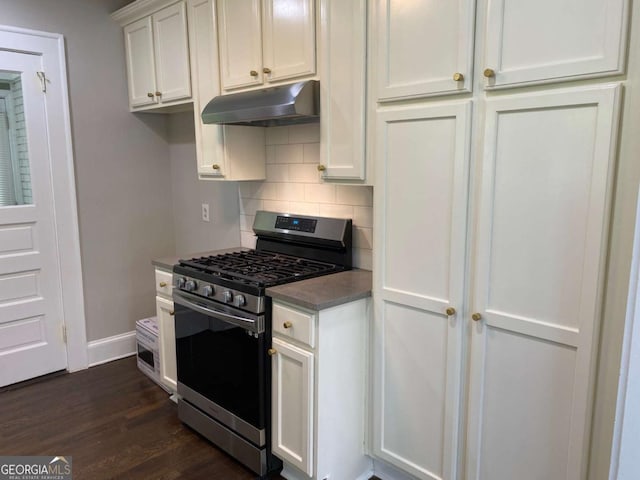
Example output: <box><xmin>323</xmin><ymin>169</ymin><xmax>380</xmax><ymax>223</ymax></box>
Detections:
<box><xmin>271</xmin><ymin>299</ymin><xmax>372</xmax><ymax>480</ymax></box>
<box><xmin>373</xmin><ymin>85</ymin><xmax>621</xmax><ymax>480</ymax></box>
<box><xmin>154</xmin><ymin>268</ymin><xmax>176</xmax><ymax>392</ymax></box>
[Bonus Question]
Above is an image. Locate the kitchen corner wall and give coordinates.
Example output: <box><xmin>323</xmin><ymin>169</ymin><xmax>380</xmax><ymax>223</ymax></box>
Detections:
<box><xmin>238</xmin><ymin>124</ymin><xmax>373</xmax><ymax>270</ymax></box>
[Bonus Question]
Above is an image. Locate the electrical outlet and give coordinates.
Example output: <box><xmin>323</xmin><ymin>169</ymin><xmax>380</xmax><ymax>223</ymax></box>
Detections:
<box><xmin>201</xmin><ymin>203</ymin><xmax>210</xmax><ymax>222</ymax></box>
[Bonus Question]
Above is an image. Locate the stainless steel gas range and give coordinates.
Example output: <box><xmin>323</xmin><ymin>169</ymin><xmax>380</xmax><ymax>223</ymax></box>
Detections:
<box><xmin>172</xmin><ymin>211</ymin><xmax>352</xmax><ymax>478</ymax></box>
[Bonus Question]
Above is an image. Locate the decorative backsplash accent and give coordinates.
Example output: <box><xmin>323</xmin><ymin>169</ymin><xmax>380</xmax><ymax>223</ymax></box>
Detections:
<box><xmin>238</xmin><ymin>124</ymin><xmax>373</xmax><ymax>270</ymax></box>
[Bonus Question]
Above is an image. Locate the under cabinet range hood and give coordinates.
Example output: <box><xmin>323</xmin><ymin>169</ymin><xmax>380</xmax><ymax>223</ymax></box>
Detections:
<box><xmin>201</xmin><ymin>80</ymin><xmax>319</xmax><ymax>127</ymax></box>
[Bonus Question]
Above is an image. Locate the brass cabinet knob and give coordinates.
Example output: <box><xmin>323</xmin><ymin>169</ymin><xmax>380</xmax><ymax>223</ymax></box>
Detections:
<box><xmin>445</xmin><ymin>307</ymin><xmax>456</xmax><ymax>316</ymax></box>
<box><xmin>471</xmin><ymin>312</ymin><xmax>482</xmax><ymax>321</ymax></box>
<box><xmin>263</xmin><ymin>67</ymin><xmax>272</xmax><ymax>74</ymax></box>
<box><xmin>211</xmin><ymin>164</ymin><xmax>220</xmax><ymax>170</ymax></box>
<box><xmin>155</xmin><ymin>91</ymin><xmax>162</xmax><ymax>96</ymax></box>
<box><xmin>147</xmin><ymin>92</ymin><xmax>154</xmax><ymax>98</ymax></box>
<box><xmin>169</xmin><ymin>310</ymin><xmax>175</xmax><ymax>316</ymax></box>
<box><xmin>483</xmin><ymin>68</ymin><xmax>496</xmax><ymax>78</ymax></box>
<box><xmin>267</xmin><ymin>348</ymin><xmax>277</xmax><ymax>356</ymax></box>
<box><xmin>250</xmin><ymin>70</ymin><xmax>258</xmax><ymax>77</ymax></box>
<box><xmin>317</xmin><ymin>165</ymin><xmax>326</xmax><ymax>172</ymax></box>
<box><xmin>283</xmin><ymin>321</ymin><xmax>293</xmax><ymax>329</ymax></box>
<box><xmin>159</xmin><ymin>281</ymin><xmax>167</xmax><ymax>288</ymax></box>
<box><xmin>453</xmin><ymin>72</ymin><xmax>464</xmax><ymax>82</ymax></box>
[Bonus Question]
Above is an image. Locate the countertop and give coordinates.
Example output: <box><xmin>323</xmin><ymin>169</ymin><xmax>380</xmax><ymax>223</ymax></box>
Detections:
<box><xmin>266</xmin><ymin>269</ymin><xmax>372</xmax><ymax>311</ymax></box>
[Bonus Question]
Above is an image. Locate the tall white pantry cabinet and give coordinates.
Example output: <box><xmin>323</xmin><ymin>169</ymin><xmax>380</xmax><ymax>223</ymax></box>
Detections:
<box><xmin>371</xmin><ymin>1</ymin><xmax>628</xmax><ymax>480</ymax></box>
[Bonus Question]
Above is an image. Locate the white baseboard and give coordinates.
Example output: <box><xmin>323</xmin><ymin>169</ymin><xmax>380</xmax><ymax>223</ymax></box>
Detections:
<box><xmin>372</xmin><ymin>458</ymin><xmax>419</xmax><ymax>480</ymax></box>
<box><xmin>87</xmin><ymin>330</ymin><xmax>136</xmax><ymax>367</ymax></box>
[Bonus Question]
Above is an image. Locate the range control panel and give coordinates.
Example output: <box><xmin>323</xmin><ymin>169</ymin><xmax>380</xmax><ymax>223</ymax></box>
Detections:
<box><xmin>275</xmin><ymin>215</ymin><xmax>317</xmax><ymax>233</ymax></box>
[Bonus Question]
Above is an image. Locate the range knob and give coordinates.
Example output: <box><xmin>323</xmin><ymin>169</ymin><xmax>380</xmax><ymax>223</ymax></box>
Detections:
<box><xmin>202</xmin><ymin>285</ymin><xmax>214</xmax><ymax>297</ymax></box>
<box><xmin>222</xmin><ymin>291</ymin><xmax>233</xmax><ymax>303</ymax></box>
<box><xmin>176</xmin><ymin>277</ymin><xmax>186</xmax><ymax>288</ymax></box>
<box><xmin>184</xmin><ymin>280</ymin><xmax>198</xmax><ymax>292</ymax></box>
<box><xmin>233</xmin><ymin>294</ymin><xmax>246</xmax><ymax>308</ymax></box>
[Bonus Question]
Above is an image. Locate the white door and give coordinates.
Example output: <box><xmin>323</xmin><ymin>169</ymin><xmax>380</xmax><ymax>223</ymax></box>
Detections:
<box><xmin>262</xmin><ymin>0</ymin><xmax>316</xmax><ymax>83</ymax></box>
<box><xmin>483</xmin><ymin>0</ymin><xmax>627</xmax><ymax>89</ymax></box>
<box><xmin>217</xmin><ymin>0</ymin><xmax>263</xmax><ymax>91</ymax></box>
<box><xmin>374</xmin><ymin>0</ymin><xmax>476</xmax><ymax>101</ymax></box>
<box><xmin>465</xmin><ymin>85</ymin><xmax>621</xmax><ymax>480</ymax></box>
<box><xmin>152</xmin><ymin>2</ymin><xmax>191</xmax><ymax>103</ymax></box>
<box><xmin>0</xmin><ymin>51</ymin><xmax>67</xmax><ymax>387</ymax></box>
<box><xmin>271</xmin><ymin>336</ymin><xmax>314</xmax><ymax>477</ymax></box>
<box><xmin>373</xmin><ymin>101</ymin><xmax>472</xmax><ymax>480</ymax></box>
<box><xmin>124</xmin><ymin>16</ymin><xmax>157</xmax><ymax>107</ymax></box>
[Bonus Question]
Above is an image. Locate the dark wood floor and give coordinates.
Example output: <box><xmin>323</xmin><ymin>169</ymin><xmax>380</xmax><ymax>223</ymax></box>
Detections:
<box><xmin>0</xmin><ymin>357</ymin><xmax>285</xmax><ymax>479</ymax></box>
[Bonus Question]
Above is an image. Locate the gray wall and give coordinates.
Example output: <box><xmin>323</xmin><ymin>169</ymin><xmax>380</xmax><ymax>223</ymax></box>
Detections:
<box><xmin>167</xmin><ymin>112</ymin><xmax>240</xmax><ymax>255</ymax></box>
<box><xmin>0</xmin><ymin>0</ymin><xmax>176</xmax><ymax>341</ymax></box>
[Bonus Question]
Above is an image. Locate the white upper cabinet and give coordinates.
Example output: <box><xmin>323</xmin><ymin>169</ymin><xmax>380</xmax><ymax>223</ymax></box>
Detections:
<box><xmin>217</xmin><ymin>0</ymin><xmax>316</xmax><ymax>93</ymax></box>
<box><xmin>374</xmin><ymin>0</ymin><xmax>476</xmax><ymax>101</ymax></box>
<box><xmin>465</xmin><ymin>84</ymin><xmax>621</xmax><ymax>480</ymax></box>
<box><xmin>124</xmin><ymin>17</ymin><xmax>156</xmax><ymax>107</ymax></box>
<box><xmin>119</xmin><ymin>1</ymin><xmax>191</xmax><ymax>111</ymax></box>
<box><xmin>318</xmin><ymin>0</ymin><xmax>367</xmax><ymax>181</ymax></box>
<box><xmin>217</xmin><ymin>0</ymin><xmax>264</xmax><ymax>90</ymax></box>
<box><xmin>483</xmin><ymin>0</ymin><xmax>629</xmax><ymax>88</ymax></box>
<box><xmin>262</xmin><ymin>0</ymin><xmax>316</xmax><ymax>83</ymax></box>
<box><xmin>152</xmin><ymin>2</ymin><xmax>192</xmax><ymax>103</ymax></box>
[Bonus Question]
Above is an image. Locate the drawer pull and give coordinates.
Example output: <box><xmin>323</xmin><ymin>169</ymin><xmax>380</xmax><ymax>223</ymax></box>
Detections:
<box><xmin>445</xmin><ymin>307</ymin><xmax>456</xmax><ymax>316</ymax></box>
<box><xmin>159</xmin><ymin>281</ymin><xmax>167</xmax><ymax>288</ymax></box>
<box><xmin>267</xmin><ymin>348</ymin><xmax>277</xmax><ymax>356</ymax></box>
<box><xmin>472</xmin><ymin>312</ymin><xmax>482</xmax><ymax>321</ymax></box>
<box><xmin>283</xmin><ymin>321</ymin><xmax>293</xmax><ymax>329</ymax></box>
<box><xmin>250</xmin><ymin>70</ymin><xmax>258</xmax><ymax>77</ymax></box>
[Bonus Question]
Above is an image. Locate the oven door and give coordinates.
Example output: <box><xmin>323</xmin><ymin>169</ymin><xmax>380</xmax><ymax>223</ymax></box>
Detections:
<box><xmin>173</xmin><ymin>290</ymin><xmax>266</xmax><ymax>446</ymax></box>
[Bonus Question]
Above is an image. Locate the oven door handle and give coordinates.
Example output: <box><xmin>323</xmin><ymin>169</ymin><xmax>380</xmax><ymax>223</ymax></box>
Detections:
<box><xmin>173</xmin><ymin>291</ymin><xmax>263</xmax><ymax>333</ymax></box>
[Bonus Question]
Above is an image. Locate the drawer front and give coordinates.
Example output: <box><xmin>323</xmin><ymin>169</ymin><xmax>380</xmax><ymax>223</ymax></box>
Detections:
<box><xmin>155</xmin><ymin>269</ymin><xmax>173</xmax><ymax>297</ymax></box>
<box><xmin>273</xmin><ymin>302</ymin><xmax>316</xmax><ymax>348</ymax></box>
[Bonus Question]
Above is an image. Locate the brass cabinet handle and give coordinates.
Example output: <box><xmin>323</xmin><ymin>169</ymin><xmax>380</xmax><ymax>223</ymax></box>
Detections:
<box><xmin>147</xmin><ymin>92</ymin><xmax>154</xmax><ymax>98</ymax></box>
<box><xmin>250</xmin><ymin>70</ymin><xmax>258</xmax><ymax>77</ymax></box>
<box><xmin>169</xmin><ymin>310</ymin><xmax>175</xmax><ymax>316</ymax></box>
<box><xmin>483</xmin><ymin>68</ymin><xmax>496</xmax><ymax>78</ymax></box>
<box><xmin>267</xmin><ymin>348</ymin><xmax>277</xmax><ymax>356</ymax></box>
<box><xmin>212</xmin><ymin>164</ymin><xmax>220</xmax><ymax>170</ymax></box>
<box><xmin>445</xmin><ymin>307</ymin><xmax>456</xmax><ymax>316</ymax></box>
<box><xmin>263</xmin><ymin>67</ymin><xmax>272</xmax><ymax>74</ymax></box>
<box><xmin>453</xmin><ymin>72</ymin><xmax>464</xmax><ymax>82</ymax></box>
<box><xmin>283</xmin><ymin>321</ymin><xmax>293</xmax><ymax>329</ymax></box>
<box><xmin>471</xmin><ymin>312</ymin><xmax>482</xmax><ymax>321</ymax></box>
<box><xmin>159</xmin><ymin>281</ymin><xmax>167</xmax><ymax>288</ymax></box>
<box><xmin>317</xmin><ymin>165</ymin><xmax>326</xmax><ymax>172</ymax></box>
<box><xmin>155</xmin><ymin>91</ymin><xmax>162</xmax><ymax>96</ymax></box>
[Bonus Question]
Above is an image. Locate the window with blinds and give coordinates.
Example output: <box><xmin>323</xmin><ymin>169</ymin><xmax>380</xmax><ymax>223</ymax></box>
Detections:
<box><xmin>0</xmin><ymin>96</ymin><xmax>16</xmax><ymax>206</ymax></box>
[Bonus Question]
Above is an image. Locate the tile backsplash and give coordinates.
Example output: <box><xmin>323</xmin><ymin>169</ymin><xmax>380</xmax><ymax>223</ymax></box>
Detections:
<box><xmin>238</xmin><ymin>124</ymin><xmax>373</xmax><ymax>270</ymax></box>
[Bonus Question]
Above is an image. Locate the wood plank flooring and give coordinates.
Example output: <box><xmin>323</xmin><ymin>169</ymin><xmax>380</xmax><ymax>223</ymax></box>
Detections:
<box><xmin>0</xmin><ymin>357</ymin><xmax>285</xmax><ymax>479</ymax></box>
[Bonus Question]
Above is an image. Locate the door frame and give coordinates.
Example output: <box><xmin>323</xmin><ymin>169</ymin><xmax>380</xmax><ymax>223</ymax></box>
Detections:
<box><xmin>0</xmin><ymin>25</ymin><xmax>88</xmax><ymax>372</ymax></box>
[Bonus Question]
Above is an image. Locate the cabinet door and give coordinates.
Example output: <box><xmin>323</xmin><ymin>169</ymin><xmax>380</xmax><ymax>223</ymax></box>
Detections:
<box><xmin>272</xmin><ymin>337</ymin><xmax>314</xmax><ymax>477</ymax></box>
<box><xmin>152</xmin><ymin>2</ymin><xmax>192</xmax><ymax>103</ymax></box>
<box><xmin>373</xmin><ymin>101</ymin><xmax>472</xmax><ymax>480</ymax></box>
<box><xmin>123</xmin><ymin>16</ymin><xmax>157</xmax><ymax>108</ymax></box>
<box><xmin>374</xmin><ymin>0</ymin><xmax>475</xmax><ymax>101</ymax></box>
<box><xmin>465</xmin><ymin>85</ymin><xmax>621</xmax><ymax>480</ymax></box>
<box><xmin>262</xmin><ymin>0</ymin><xmax>316</xmax><ymax>83</ymax></box>
<box><xmin>483</xmin><ymin>0</ymin><xmax>628</xmax><ymax>88</ymax></box>
<box><xmin>318</xmin><ymin>0</ymin><xmax>366</xmax><ymax>180</ymax></box>
<box><xmin>217</xmin><ymin>0</ymin><xmax>263</xmax><ymax>91</ymax></box>
<box><xmin>156</xmin><ymin>295</ymin><xmax>177</xmax><ymax>391</ymax></box>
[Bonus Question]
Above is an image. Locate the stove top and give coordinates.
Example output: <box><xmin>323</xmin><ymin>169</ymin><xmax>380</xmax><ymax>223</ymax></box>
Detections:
<box><xmin>178</xmin><ymin>250</ymin><xmax>342</xmax><ymax>289</ymax></box>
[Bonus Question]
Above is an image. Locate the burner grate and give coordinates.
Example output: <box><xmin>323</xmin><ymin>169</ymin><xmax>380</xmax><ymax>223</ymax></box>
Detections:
<box><xmin>178</xmin><ymin>250</ymin><xmax>340</xmax><ymax>288</ymax></box>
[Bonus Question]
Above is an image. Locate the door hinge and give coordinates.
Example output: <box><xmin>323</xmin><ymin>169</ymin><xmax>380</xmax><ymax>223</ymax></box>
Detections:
<box><xmin>36</xmin><ymin>71</ymin><xmax>47</xmax><ymax>93</ymax></box>
<box><xmin>62</xmin><ymin>324</ymin><xmax>67</xmax><ymax>343</ymax></box>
